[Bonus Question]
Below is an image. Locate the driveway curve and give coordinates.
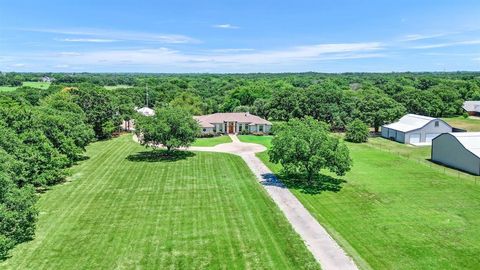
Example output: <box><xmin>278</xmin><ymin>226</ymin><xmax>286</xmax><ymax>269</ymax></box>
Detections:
<box><xmin>135</xmin><ymin>134</ymin><xmax>358</xmax><ymax>270</ymax></box>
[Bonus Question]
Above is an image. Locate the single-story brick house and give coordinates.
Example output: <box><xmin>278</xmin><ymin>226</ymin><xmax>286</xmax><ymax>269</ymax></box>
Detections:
<box><xmin>194</xmin><ymin>112</ymin><xmax>272</xmax><ymax>134</ymax></box>
<box><xmin>381</xmin><ymin>114</ymin><xmax>452</xmax><ymax>145</ymax></box>
<box><xmin>463</xmin><ymin>101</ymin><xmax>480</xmax><ymax>116</ymax></box>
<box><xmin>432</xmin><ymin>132</ymin><xmax>480</xmax><ymax>175</ymax></box>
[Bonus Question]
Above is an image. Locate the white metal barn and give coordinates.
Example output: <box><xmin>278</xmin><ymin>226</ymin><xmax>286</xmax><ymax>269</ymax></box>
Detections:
<box><xmin>431</xmin><ymin>132</ymin><xmax>480</xmax><ymax>175</ymax></box>
<box><xmin>381</xmin><ymin>114</ymin><xmax>452</xmax><ymax>145</ymax></box>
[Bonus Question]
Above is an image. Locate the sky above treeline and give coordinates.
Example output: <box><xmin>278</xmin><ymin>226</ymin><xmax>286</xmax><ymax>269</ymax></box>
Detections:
<box><xmin>1</xmin><ymin>0</ymin><xmax>480</xmax><ymax>73</ymax></box>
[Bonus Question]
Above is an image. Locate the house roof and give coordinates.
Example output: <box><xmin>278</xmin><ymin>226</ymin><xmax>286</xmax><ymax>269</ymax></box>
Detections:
<box><xmin>136</xmin><ymin>107</ymin><xmax>155</xmax><ymax>116</ymax></box>
<box><xmin>383</xmin><ymin>114</ymin><xmax>444</xmax><ymax>132</ymax></box>
<box><xmin>463</xmin><ymin>101</ymin><xmax>480</xmax><ymax>112</ymax></box>
<box><xmin>443</xmin><ymin>132</ymin><xmax>480</xmax><ymax>158</ymax></box>
<box><xmin>194</xmin><ymin>112</ymin><xmax>271</xmax><ymax>128</ymax></box>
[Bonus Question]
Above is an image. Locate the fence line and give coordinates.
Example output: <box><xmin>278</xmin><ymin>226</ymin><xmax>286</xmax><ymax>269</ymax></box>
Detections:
<box><xmin>365</xmin><ymin>140</ymin><xmax>480</xmax><ymax>184</ymax></box>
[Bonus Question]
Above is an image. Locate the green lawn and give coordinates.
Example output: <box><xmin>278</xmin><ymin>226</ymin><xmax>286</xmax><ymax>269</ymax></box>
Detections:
<box><xmin>247</xmin><ymin>135</ymin><xmax>480</xmax><ymax>269</ymax></box>
<box><xmin>1</xmin><ymin>135</ymin><xmax>318</xmax><ymax>269</ymax></box>
<box><xmin>191</xmin><ymin>135</ymin><xmax>232</xmax><ymax>147</ymax></box>
<box><xmin>443</xmin><ymin>116</ymin><xmax>480</xmax><ymax>131</ymax></box>
<box><xmin>104</xmin><ymin>85</ymin><xmax>133</xmax><ymax>90</ymax></box>
<box><xmin>0</xmin><ymin>82</ymin><xmax>51</xmax><ymax>92</ymax></box>
<box><xmin>238</xmin><ymin>135</ymin><xmax>273</xmax><ymax>148</ymax></box>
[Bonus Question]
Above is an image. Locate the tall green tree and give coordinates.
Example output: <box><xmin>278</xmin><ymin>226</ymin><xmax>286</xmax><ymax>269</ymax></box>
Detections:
<box><xmin>269</xmin><ymin>117</ymin><xmax>351</xmax><ymax>184</ymax></box>
<box><xmin>135</xmin><ymin>107</ymin><xmax>200</xmax><ymax>152</ymax></box>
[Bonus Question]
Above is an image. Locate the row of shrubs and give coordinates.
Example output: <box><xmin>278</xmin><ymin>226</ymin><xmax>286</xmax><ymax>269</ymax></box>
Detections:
<box><xmin>198</xmin><ymin>130</ymin><xmax>269</xmax><ymax>138</ymax></box>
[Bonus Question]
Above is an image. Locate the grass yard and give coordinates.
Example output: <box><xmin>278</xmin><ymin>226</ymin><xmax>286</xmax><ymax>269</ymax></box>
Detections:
<box><xmin>104</xmin><ymin>85</ymin><xmax>133</xmax><ymax>90</ymax></box>
<box><xmin>191</xmin><ymin>135</ymin><xmax>232</xmax><ymax>147</ymax></box>
<box><xmin>1</xmin><ymin>135</ymin><xmax>318</xmax><ymax>269</ymax></box>
<box><xmin>0</xmin><ymin>86</ymin><xmax>17</xmax><ymax>92</ymax></box>
<box><xmin>443</xmin><ymin>116</ymin><xmax>480</xmax><ymax>131</ymax></box>
<box><xmin>248</xmin><ymin>135</ymin><xmax>480</xmax><ymax>269</ymax></box>
<box><xmin>0</xmin><ymin>82</ymin><xmax>51</xmax><ymax>92</ymax></box>
<box><xmin>238</xmin><ymin>135</ymin><xmax>273</xmax><ymax>148</ymax></box>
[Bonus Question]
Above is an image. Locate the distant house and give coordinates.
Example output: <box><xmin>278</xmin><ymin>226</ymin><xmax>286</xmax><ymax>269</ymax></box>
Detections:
<box><xmin>194</xmin><ymin>112</ymin><xmax>272</xmax><ymax>134</ymax></box>
<box><xmin>381</xmin><ymin>114</ymin><xmax>452</xmax><ymax>145</ymax></box>
<box><xmin>463</xmin><ymin>101</ymin><xmax>480</xmax><ymax>116</ymax></box>
<box><xmin>136</xmin><ymin>107</ymin><xmax>155</xmax><ymax>117</ymax></box>
<box><xmin>41</xmin><ymin>76</ymin><xmax>54</xmax><ymax>83</ymax></box>
<box><xmin>121</xmin><ymin>107</ymin><xmax>155</xmax><ymax>131</ymax></box>
<box><xmin>432</xmin><ymin>132</ymin><xmax>480</xmax><ymax>175</ymax></box>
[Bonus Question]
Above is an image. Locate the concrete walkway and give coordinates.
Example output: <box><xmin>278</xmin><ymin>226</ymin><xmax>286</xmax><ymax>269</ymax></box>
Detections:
<box><xmin>188</xmin><ymin>134</ymin><xmax>358</xmax><ymax>270</ymax></box>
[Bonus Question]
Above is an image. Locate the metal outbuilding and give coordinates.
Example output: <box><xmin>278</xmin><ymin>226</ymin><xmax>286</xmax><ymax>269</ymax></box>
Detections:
<box><xmin>431</xmin><ymin>132</ymin><xmax>480</xmax><ymax>175</ymax></box>
<box><xmin>381</xmin><ymin>114</ymin><xmax>452</xmax><ymax>145</ymax></box>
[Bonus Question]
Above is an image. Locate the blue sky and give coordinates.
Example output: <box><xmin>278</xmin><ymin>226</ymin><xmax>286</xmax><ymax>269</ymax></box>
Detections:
<box><xmin>1</xmin><ymin>0</ymin><xmax>480</xmax><ymax>72</ymax></box>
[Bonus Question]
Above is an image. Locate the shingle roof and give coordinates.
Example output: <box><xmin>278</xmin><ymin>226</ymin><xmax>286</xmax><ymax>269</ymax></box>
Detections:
<box><xmin>194</xmin><ymin>112</ymin><xmax>271</xmax><ymax>128</ymax></box>
<box><xmin>463</xmin><ymin>101</ymin><xmax>480</xmax><ymax>112</ymax></box>
<box><xmin>445</xmin><ymin>132</ymin><xmax>480</xmax><ymax>158</ymax></box>
<box><xmin>383</xmin><ymin>114</ymin><xmax>443</xmax><ymax>132</ymax></box>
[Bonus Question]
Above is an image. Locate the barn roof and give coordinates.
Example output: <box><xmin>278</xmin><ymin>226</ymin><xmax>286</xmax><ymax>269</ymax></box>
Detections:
<box><xmin>383</xmin><ymin>114</ymin><xmax>444</xmax><ymax>132</ymax></box>
<box><xmin>463</xmin><ymin>101</ymin><xmax>480</xmax><ymax>112</ymax></box>
<box><xmin>446</xmin><ymin>132</ymin><xmax>480</xmax><ymax>158</ymax></box>
<box><xmin>194</xmin><ymin>112</ymin><xmax>271</xmax><ymax>128</ymax></box>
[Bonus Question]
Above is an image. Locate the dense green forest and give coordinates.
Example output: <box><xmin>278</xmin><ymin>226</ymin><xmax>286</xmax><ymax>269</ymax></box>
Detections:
<box><xmin>0</xmin><ymin>71</ymin><xmax>479</xmax><ymax>257</ymax></box>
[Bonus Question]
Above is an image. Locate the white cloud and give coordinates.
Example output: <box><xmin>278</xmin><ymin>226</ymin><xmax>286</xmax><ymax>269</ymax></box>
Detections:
<box><xmin>51</xmin><ymin>42</ymin><xmax>383</xmax><ymax>67</ymax></box>
<box><xmin>401</xmin><ymin>33</ymin><xmax>452</xmax><ymax>41</ymax></box>
<box><xmin>412</xmin><ymin>39</ymin><xmax>480</xmax><ymax>49</ymax></box>
<box><xmin>11</xmin><ymin>63</ymin><xmax>26</xmax><ymax>67</ymax></box>
<box><xmin>213</xmin><ymin>24</ymin><xmax>240</xmax><ymax>29</ymax></box>
<box><xmin>53</xmin><ymin>64</ymin><xmax>70</xmax><ymax>68</ymax></box>
<box><xmin>59</xmin><ymin>38</ymin><xmax>118</xmax><ymax>43</ymax></box>
<box><xmin>19</xmin><ymin>27</ymin><xmax>199</xmax><ymax>44</ymax></box>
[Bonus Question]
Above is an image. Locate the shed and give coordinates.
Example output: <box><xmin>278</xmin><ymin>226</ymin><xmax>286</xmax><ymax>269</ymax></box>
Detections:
<box><xmin>463</xmin><ymin>101</ymin><xmax>480</xmax><ymax>116</ymax></box>
<box><xmin>431</xmin><ymin>132</ymin><xmax>480</xmax><ymax>175</ymax></box>
<box><xmin>381</xmin><ymin>114</ymin><xmax>452</xmax><ymax>145</ymax></box>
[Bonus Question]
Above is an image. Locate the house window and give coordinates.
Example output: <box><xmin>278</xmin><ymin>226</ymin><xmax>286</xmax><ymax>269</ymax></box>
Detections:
<box><xmin>259</xmin><ymin>125</ymin><xmax>264</xmax><ymax>132</ymax></box>
<box><xmin>203</xmin><ymin>128</ymin><xmax>206</xmax><ymax>132</ymax></box>
<box><xmin>434</xmin><ymin>121</ymin><xmax>439</xmax><ymax>127</ymax></box>
<box><xmin>239</xmin><ymin>125</ymin><xmax>243</xmax><ymax>131</ymax></box>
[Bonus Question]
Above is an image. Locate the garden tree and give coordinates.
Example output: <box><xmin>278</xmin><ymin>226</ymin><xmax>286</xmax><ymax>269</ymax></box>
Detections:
<box><xmin>135</xmin><ymin>107</ymin><xmax>200</xmax><ymax>152</ymax></box>
<box><xmin>69</xmin><ymin>85</ymin><xmax>122</xmax><ymax>139</ymax></box>
<box><xmin>345</xmin><ymin>119</ymin><xmax>369</xmax><ymax>143</ymax></box>
<box><xmin>394</xmin><ymin>88</ymin><xmax>443</xmax><ymax>117</ymax></box>
<box><xmin>233</xmin><ymin>105</ymin><xmax>252</xmax><ymax>113</ymax></box>
<box><xmin>355</xmin><ymin>89</ymin><xmax>406</xmax><ymax>132</ymax></box>
<box><xmin>269</xmin><ymin>117</ymin><xmax>352</xmax><ymax>185</ymax></box>
<box><xmin>269</xmin><ymin>86</ymin><xmax>305</xmax><ymax>120</ymax></box>
<box><xmin>251</xmin><ymin>98</ymin><xmax>270</xmax><ymax>119</ymax></box>
<box><xmin>170</xmin><ymin>92</ymin><xmax>203</xmax><ymax>115</ymax></box>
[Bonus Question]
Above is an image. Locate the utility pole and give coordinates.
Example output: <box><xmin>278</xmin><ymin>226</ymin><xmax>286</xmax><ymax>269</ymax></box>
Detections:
<box><xmin>145</xmin><ymin>84</ymin><xmax>149</xmax><ymax>108</ymax></box>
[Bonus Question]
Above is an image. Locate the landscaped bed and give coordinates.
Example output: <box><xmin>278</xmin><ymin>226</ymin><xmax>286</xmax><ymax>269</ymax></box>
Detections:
<box><xmin>240</xmin><ymin>135</ymin><xmax>480</xmax><ymax>269</ymax></box>
<box><xmin>1</xmin><ymin>135</ymin><xmax>318</xmax><ymax>269</ymax></box>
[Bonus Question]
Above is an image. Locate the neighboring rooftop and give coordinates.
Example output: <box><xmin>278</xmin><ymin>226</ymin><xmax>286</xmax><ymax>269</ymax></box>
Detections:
<box><xmin>447</xmin><ymin>132</ymin><xmax>480</xmax><ymax>158</ymax></box>
<box><xmin>136</xmin><ymin>107</ymin><xmax>155</xmax><ymax>116</ymax></box>
<box><xmin>383</xmin><ymin>114</ymin><xmax>441</xmax><ymax>132</ymax></box>
<box><xmin>194</xmin><ymin>112</ymin><xmax>271</xmax><ymax>127</ymax></box>
<box><xmin>463</xmin><ymin>101</ymin><xmax>480</xmax><ymax>112</ymax></box>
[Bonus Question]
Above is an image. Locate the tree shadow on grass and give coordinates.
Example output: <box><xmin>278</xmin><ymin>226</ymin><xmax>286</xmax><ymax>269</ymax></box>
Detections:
<box><xmin>275</xmin><ymin>172</ymin><xmax>347</xmax><ymax>195</ymax></box>
<box><xmin>126</xmin><ymin>150</ymin><xmax>196</xmax><ymax>163</ymax></box>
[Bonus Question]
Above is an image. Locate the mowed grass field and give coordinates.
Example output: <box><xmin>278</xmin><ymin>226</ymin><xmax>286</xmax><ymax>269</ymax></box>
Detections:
<box><xmin>0</xmin><ymin>82</ymin><xmax>51</xmax><ymax>92</ymax></box>
<box><xmin>239</xmin><ymin>135</ymin><xmax>480</xmax><ymax>269</ymax></box>
<box><xmin>191</xmin><ymin>135</ymin><xmax>232</xmax><ymax>147</ymax></box>
<box><xmin>1</xmin><ymin>135</ymin><xmax>319</xmax><ymax>269</ymax></box>
<box><xmin>443</xmin><ymin>116</ymin><xmax>480</xmax><ymax>131</ymax></box>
